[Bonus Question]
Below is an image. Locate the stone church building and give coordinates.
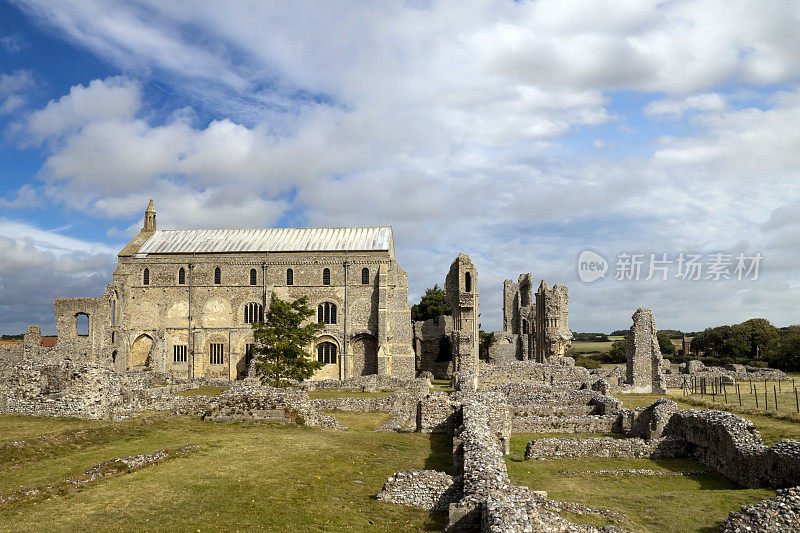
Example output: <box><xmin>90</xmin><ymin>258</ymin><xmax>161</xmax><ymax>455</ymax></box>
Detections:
<box><xmin>52</xmin><ymin>201</ymin><xmax>415</xmax><ymax>380</ymax></box>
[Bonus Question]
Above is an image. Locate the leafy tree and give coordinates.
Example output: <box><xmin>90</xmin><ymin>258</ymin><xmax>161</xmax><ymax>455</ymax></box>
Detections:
<box><xmin>479</xmin><ymin>330</ymin><xmax>494</xmax><ymax>360</ymax></box>
<box><xmin>252</xmin><ymin>294</ymin><xmax>324</xmax><ymax>387</ymax></box>
<box><xmin>609</xmin><ymin>330</ymin><xmax>628</xmax><ymax>337</ymax></box>
<box><xmin>657</xmin><ymin>331</ymin><xmax>675</xmax><ymax>356</ymax></box>
<box><xmin>740</xmin><ymin>318</ymin><xmax>779</xmax><ymax>358</ymax></box>
<box><xmin>769</xmin><ymin>325</ymin><xmax>800</xmax><ymax>371</ymax></box>
<box><xmin>604</xmin><ymin>339</ymin><xmax>627</xmax><ymax>364</ymax></box>
<box><xmin>411</xmin><ymin>285</ymin><xmax>452</xmax><ymax>322</ymax></box>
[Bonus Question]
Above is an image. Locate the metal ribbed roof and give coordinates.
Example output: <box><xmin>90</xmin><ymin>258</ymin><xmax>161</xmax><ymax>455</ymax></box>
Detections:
<box><xmin>135</xmin><ymin>226</ymin><xmax>392</xmax><ymax>254</ymax></box>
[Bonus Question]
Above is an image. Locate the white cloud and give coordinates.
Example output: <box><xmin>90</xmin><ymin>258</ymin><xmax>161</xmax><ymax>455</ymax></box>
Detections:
<box><xmin>0</xmin><ymin>69</ymin><xmax>34</xmax><ymax>115</ymax></box>
<box><xmin>6</xmin><ymin>0</ymin><xmax>800</xmax><ymax>333</ymax></box>
<box><xmin>644</xmin><ymin>93</ymin><xmax>727</xmax><ymax>118</ymax></box>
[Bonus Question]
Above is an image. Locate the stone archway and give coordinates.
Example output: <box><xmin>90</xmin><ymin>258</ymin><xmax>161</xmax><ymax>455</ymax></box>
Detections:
<box><xmin>129</xmin><ymin>334</ymin><xmax>153</xmax><ymax>369</ymax></box>
<box><xmin>350</xmin><ymin>334</ymin><xmax>378</xmax><ymax>377</ymax></box>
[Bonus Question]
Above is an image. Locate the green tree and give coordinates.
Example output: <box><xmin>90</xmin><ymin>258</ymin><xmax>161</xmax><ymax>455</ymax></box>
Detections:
<box><xmin>411</xmin><ymin>284</ymin><xmax>452</xmax><ymax>322</ymax></box>
<box><xmin>479</xmin><ymin>330</ymin><xmax>494</xmax><ymax>360</ymax></box>
<box><xmin>604</xmin><ymin>339</ymin><xmax>627</xmax><ymax>364</ymax></box>
<box><xmin>252</xmin><ymin>294</ymin><xmax>324</xmax><ymax>387</ymax></box>
<box><xmin>657</xmin><ymin>331</ymin><xmax>675</xmax><ymax>356</ymax></box>
<box><xmin>740</xmin><ymin>318</ymin><xmax>779</xmax><ymax>359</ymax></box>
<box><xmin>770</xmin><ymin>325</ymin><xmax>800</xmax><ymax>371</ymax></box>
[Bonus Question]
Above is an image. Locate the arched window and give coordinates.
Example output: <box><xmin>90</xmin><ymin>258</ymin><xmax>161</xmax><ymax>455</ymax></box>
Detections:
<box><xmin>178</xmin><ymin>267</ymin><xmax>186</xmax><ymax>285</ymax></box>
<box><xmin>322</xmin><ymin>268</ymin><xmax>330</xmax><ymax>285</ymax></box>
<box><xmin>143</xmin><ymin>268</ymin><xmax>150</xmax><ymax>286</ymax></box>
<box><xmin>317</xmin><ymin>302</ymin><xmax>337</xmax><ymax>324</ymax></box>
<box><xmin>286</xmin><ymin>268</ymin><xmax>294</xmax><ymax>286</ymax></box>
<box><xmin>465</xmin><ymin>271</ymin><xmax>472</xmax><ymax>293</ymax></box>
<box><xmin>250</xmin><ymin>268</ymin><xmax>257</xmax><ymax>286</ymax></box>
<box><xmin>361</xmin><ymin>267</ymin><xmax>369</xmax><ymax>285</ymax></box>
<box><xmin>76</xmin><ymin>313</ymin><xmax>89</xmax><ymax>336</ymax></box>
<box><xmin>111</xmin><ymin>300</ymin><xmax>116</xmax><ymax>326</ymax></box>
<box><xmin>112</xmin><ymin>350</ymin><xmax>117</xmax><ymax>364</ymax></box>
<box><xmin>522</xmin><ymin>319</ymin><xmax>528</xmax><ymax>335</ymax></box>
<box><xmin>214</xmin><ymin>267</ymin><xmax>221</xmax><ymax>285</ymax></box>
<box><xmin>317</xmin><ymin>342</ymin><xmax>337</xmax><ymax>364</ymax></box>
<box><xmin>244</xmin><ymin>302</ymin><xmax>264</xmax><ymax>324</ymax></box>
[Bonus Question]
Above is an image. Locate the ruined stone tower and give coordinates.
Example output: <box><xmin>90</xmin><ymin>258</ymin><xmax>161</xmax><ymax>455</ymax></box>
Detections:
<box><xmin>501</xmin><ymin>274</ymin><xmax>535</xmax><ymax>360</ymax></box>
<box><xmin>625</xmin><ymin>308</ymin><xmax>666</xmax><ymax>393</ymax></box>
<box><xmin>533</xmin><ymin>280</ymin><xmax>571</xmax><ymax>363</ymax></box>
<box><xmin>445</xmin><ymin>253</ymin><xmax>479</xmax><ymax>390</ymax></box>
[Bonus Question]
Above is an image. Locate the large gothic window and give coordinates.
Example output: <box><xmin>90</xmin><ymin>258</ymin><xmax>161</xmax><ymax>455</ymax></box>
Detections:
<box><xmin>317</xmin><ymin>342</ymin><xmax>337</xmax><ymax>364</ymax></box>
<box><xmin>317</xmin><ymin>302</ymin><xmax>337</xmax><ymax>324</ymax></box>
<box><xmin>244</xmin><ymin>302</ymin><xmax>264</xmax><ymax>324</ymax></box>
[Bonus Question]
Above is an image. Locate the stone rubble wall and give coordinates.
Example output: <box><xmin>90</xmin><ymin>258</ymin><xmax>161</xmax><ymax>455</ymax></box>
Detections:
<box><xmin>202</xmin><ymin>386</ymin><xmax>343</xmax><ymax>428</ymax></box>
<box><xmin>720</xmin><ymin>486</ymin><xmax>800</xmax><ymax>532</ymax></box>
<box><xmin>376</xmin><ymin>470</ymin><xmax>459</xmax><ymax>510</ymax></box>
<box><xmin>309</xmin><ymin>393</ymin><xmax>418</xmax><ymax>414</ymax></box>
<box><xmin>299</xmin><ymin>374</ymin><xmax>430</xmax><ymax>393</ymax></box>
<box><xmin>417</xmin><ymin>392</ymin><xmax>458</xmax><ymax>434</ymax></box>
<box><xmin>478</xmin><ymin>360</ymin><xmax>590</xmax><ymax>389</ymax></box>
<box><xmin>512</xmin><ymin>414</ymin><xmax>619</xmax><ymax>434</ymax></box>
<box><xmin>524</xmin><ymin>436</ymin><xmax>690</xmax><ymax>460</ymax></box>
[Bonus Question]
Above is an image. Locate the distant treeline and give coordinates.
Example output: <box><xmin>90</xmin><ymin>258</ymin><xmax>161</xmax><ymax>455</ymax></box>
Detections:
<box><xmin>689</xmin><ymin>318</ymin><xmax>800</xmax><ymax>371</ymax></box>
<box><xmin>0</xmin><ymin>334</ymin><xmax>23</xmax><ymax>341</ymax></box>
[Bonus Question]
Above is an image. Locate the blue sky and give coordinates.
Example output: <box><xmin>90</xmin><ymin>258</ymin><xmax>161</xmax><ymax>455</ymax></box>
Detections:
<box><xmin>1</xmin><ymin>0</ymin><xmax>800</xmax><ymax>335</ymax></box>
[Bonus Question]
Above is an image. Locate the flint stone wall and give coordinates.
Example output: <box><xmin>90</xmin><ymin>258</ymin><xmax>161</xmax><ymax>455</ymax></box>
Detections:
<box><xmin>478</xmin><ymin>360</ymin><xmax>590</xmax><ymax>389</ymax></box>
<box><xmin>512</xmin><ymin>414</ymin><xmax>618</xmax><ymax>434</ymax></box>
<box><xmin>310</xmin><ymin>393</ymin><xmax>418</xmax><ymax>414</ymax></box>
<box><xmin>720</xmin><ymin>486</ymin><xmax>800</xmax><ymax>533</ymax></box>
<box><xmin>300</xmin><ymin>374</ymin><xmax>430</xmax><ymax>393</ymax></box>
<box><xmin>202</xmin><ymin>386</ymin><xmax>342</xmax><ymax>428</ymax></box>
<box><xmin>376</xmin><ymin>470</ymin><xmax>459</xmax><ymax>511</ymax></box>
<box><xmin>524</xmin><ymin>436</ymin><xmax>690</xmax><ymax>460</ymax></box>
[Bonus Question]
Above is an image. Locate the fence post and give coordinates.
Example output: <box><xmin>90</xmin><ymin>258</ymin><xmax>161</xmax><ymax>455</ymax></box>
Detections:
<box><xmin>723</xmin><ymin>383</ymin><xmax>727</xmax><ymax>404</ymax></box>
<box><xmin>750</xmin><ymin>379</ymin><xmax>753</xmax><ymax>394</ymax></box>
<box><xmin>795</xmin><ymin>387</ymin><xmax>799</xmax><ymax>413</ymax></box>
<box><xmin>774</xmin><ymin>385</ymin><xmax>778</xmax><ymax>411</ymax></box>
<box><xmin>737</xmin><ymin>383</ymin><xmax>742</xmax><ymax>407</ymax></box>
<box><xmin>765</xmin><ymin>385</ymin><xmax>768</xmax><ymax>411</ymax></box>
<box><xmin>755</xmin><ymin>387</ymin><xmax>759</xmax><ymax>408</ymax></box>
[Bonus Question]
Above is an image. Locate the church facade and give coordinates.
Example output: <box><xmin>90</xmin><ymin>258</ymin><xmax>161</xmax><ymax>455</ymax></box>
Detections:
<box><xmin>52</xmin><ymin>201</ymin><xmax>415</xmax><ymax>380</ymax></box>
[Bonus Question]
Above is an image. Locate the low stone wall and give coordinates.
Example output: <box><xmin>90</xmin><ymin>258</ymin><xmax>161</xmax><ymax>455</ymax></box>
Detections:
<box><xmin>512</xmin><ymin>414</ymin><xmax>618</xmax><ymax>434</ymax></box>
<box><xmin>478</xmin><ymin>360</ymin><xmax>590</xmax><ymax>389</ymax></box>
<box><xmin>300</xmin><ymin>374</ymin><xmax>430</xmax><ymax>393</ymax></box>
<box><xmin>0</xmin><ymin>359</ymin><xmax>124</xmax><ymax>419</ymax></box>
<box><xmin>721</xmin><ymin>486</ymin><xmax>800</xmax><ymax>532</ymax></box>
<box><xmin>417</xmin><ymin>392</ymin><xmax>458</xmax><ymax>434</ymax></box>
<box><xmin>376</xmin><ymin>470</ymin><xmax>459</xmax><ymax>510</ymax></box>
<box><xmin>202</xmin><ymin>386</ymin><xmax>342</xmax><ymax>429</ymax></box>
<box><xmin>524</xmin><ymin>436</ymin><xmax>690</xmax><ymax>460</ymax></box>
<box><xmin>310</xmin><ymin>393</ymin><xmax>418</xmax><ymax>414</ymax></box>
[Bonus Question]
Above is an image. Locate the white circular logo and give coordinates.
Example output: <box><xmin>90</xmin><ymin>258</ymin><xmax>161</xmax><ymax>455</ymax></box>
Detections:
<box><xmin>577</xmin><ymin>250</ymin><xmax>608</xmax><ymax>283</ymax></box>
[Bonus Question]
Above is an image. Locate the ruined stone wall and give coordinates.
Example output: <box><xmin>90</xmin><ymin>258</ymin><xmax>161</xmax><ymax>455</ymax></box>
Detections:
<box><xmin>524</xmin><ymin>436</ymin><xmax>690</xmax><ymax>460</ymax></box>
<box><xmin>417</xmin><ymin>393</ymin><xmax>458</xmax><ymax>434</ymax></box>
<box><xmin>299</xmin><ymin>374</ymin><xmax>430</xmax><ymax>393</ymax></box>
<box><xmin>533</xmin><ymin>280</ymin><xmax>571</xmax><ymax>362</ymax></box>
<box><xmin>309</xmin><ymin>392</ymin><xmax>418</xmax><ymax>414</ymax></box>
<box><xmin>512</xmin><ymin>414</ymin><xmax>618</xmax><ymax>434</ymax></box>
<box><xmin>478</xmin><ymin>360</ymin><xmax>590</xmax><ymax>388</ymax></box>
<box><xmin>625</xmin><ymin>308</ymin><xmax>666</xmax><ymax>393</ymax></box>
<box><xmin>412</xmin><ymin>315</ymin><xmax>454</xmax><ymax>378</ymax></box>
<box><xmin>721</xmin><ymin>487</ymin><xmax>800</xmax><ymax>532</ymax></box>
<box><xmin>377</xmin><ymin>470</ymin><xmax>459</xmax><ymax>511</ymax></box>
<box><xmin>445</xmin><ymin>254</ymin><xmax>479</xmax><ymax>390</ymax></box>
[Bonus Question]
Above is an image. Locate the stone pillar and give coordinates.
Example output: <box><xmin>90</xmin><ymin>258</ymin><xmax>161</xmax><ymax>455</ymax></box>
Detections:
<box><xmin>23</xmin><ymin>325</ymin><xmax>42</xmax><ymax>360</ymax></box>
<box><xmin>377</xmin><ymin>264</ymin><xmax>390</xmax><ymax>375</ymax></box>
<box><xmin>625</xmin><ymin>308</ymin><xmax>666</xmax><ymax>393</ymax></box>
<box><xmin>445</xmin><ymin>254</ymin><xmax>479</xmax><ymax>390</ymax></box>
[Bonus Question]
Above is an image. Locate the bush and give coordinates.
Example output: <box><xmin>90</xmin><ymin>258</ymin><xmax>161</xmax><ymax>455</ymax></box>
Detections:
<box><xmin>575</xmin><ymin>357</ymin><xmax>601</xmax><ymax>369</ymax></box>
<box><xmin>749</xmin><ymin>360</ymin><xmax>768</xmax><ymax>368</ymax></box>
<box><xmin>602</xmin><ymin>339</ymin><xmax>627</xmax><ymax>364</ymax></box>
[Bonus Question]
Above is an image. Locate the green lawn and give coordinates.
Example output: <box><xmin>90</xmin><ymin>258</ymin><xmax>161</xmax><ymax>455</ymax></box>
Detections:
<box><xmin>0</xmin><ymin>413</ymin><xmax>450</xmax><ymax>532</ymax></box>
<box><xmin>506</xmin><ymin>433</ymin><xmax>774</xmax><ymax>532</ymax></box>
<box><xmin>571</xmin><ymin>340</ymin><xmax>614</xmax><ymax>354</ymax></box>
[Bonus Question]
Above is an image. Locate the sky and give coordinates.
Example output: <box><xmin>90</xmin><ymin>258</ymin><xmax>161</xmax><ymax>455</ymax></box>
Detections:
<box><xmin>1</xmin><ymin>0</ymin><xmax>800</xmax><ymax>336</ymax></box>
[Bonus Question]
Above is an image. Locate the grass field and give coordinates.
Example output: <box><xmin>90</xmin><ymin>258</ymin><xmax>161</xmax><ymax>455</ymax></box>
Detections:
<box><xmin>571</xmin><ymin>340</ymin><xmax>614</xmax><ymax>354</ymax></box>
<box><xmin>0</xmin><ymin>412</ymin><xmax>449</xmax><ymax>532</ymax></box>
<box><xmin>505</xmin><ymin>433</ymin><xmax>774</xmax><ymax>533</ymax></box>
